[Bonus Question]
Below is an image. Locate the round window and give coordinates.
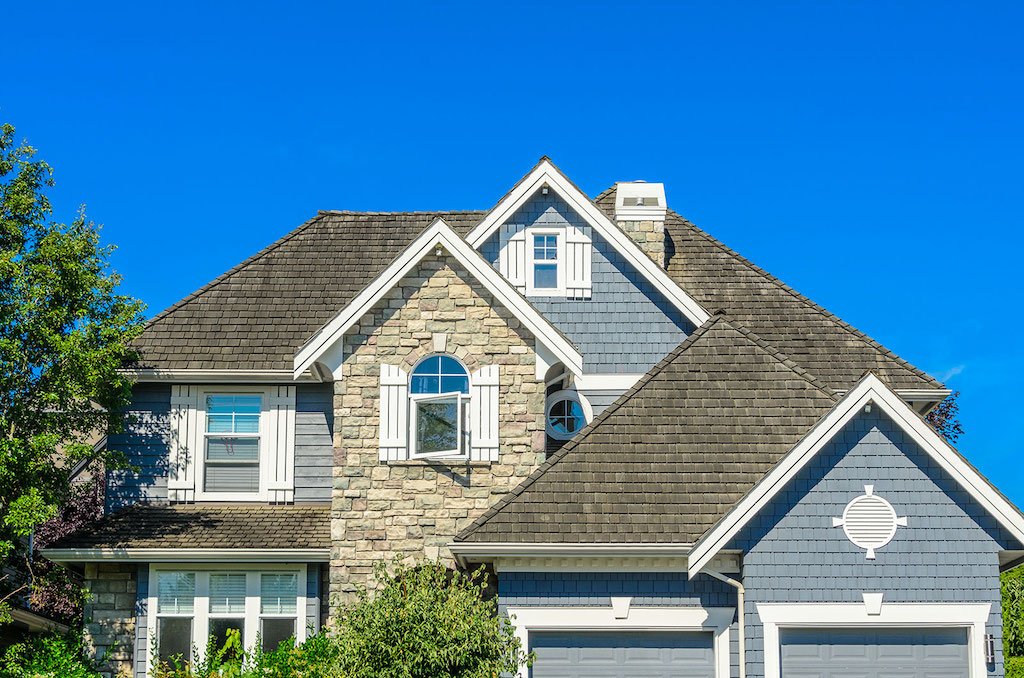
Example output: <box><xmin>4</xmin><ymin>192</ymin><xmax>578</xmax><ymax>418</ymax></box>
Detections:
<box><xmin>546</xmin><ymin>393</ymin><xmax>587</xmax><ymax>440</ymax></box>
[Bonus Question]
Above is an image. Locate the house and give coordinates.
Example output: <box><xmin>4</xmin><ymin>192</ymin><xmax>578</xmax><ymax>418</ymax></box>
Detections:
<box><xmin>43</xmin><ymin>158</ymin><xmax>1024</xmax><ymax>678</ymax></box>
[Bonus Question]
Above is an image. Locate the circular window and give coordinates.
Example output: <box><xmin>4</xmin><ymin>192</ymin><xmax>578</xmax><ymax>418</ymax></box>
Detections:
<box><xmin>546</xmin><ymin>391</ymin><xmax>588</xmax><ymax>440</ymax></box>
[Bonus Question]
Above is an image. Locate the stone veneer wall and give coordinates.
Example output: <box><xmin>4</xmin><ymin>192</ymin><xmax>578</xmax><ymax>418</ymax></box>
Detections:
<box><xmin>616</xmin><ymin>218</ymin><xmax>665</xmax><ymax>268</ymax></box>
<box><xmin>83</xmin><ymin>563</ymin><xmax>137</xmax><ymax>677</ymax></box>
<box><xmin>330</xmin><ymin>253</ymin><xmax>546</xmax><ymax>612</ymax></box>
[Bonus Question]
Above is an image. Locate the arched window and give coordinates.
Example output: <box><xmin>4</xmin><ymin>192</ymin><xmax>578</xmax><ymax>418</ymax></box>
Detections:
<box><xmin>546</xmin><ymin>390</ymin><xmax>588</xmax><ymax>441</ymax></box>
<box><xmin>409</xmin><ymin>355</ymin><xmax>470</xmax><ymax>458</ymax></box>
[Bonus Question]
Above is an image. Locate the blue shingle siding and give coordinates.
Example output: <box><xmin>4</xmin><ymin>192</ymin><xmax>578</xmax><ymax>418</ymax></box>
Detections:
<box><xmin>295</xmin><ymin>384</ymin><xmax>334</xmax><ymax>503</ymax></box>
<box><xmin>730</xmin><ymin>409</ymin><xmax>1017</xmax><ymax>678</ymax></box>
<box><xmin>480</xmin><ymin>192</ymin><xmax>694</xmax><ymax>373</ymax></box>
<box><xmin>106</xmin><ymin>384</ymin><xmax>333</xmax><ymax>508</ymax></box>
<box><xmin>107</xmin><ymin>384</ymin><xmax>172</xmax><ymax>511</ymax></box>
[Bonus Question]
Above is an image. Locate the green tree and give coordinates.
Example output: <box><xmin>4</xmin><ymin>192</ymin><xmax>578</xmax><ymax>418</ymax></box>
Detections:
<box><xmin>336</xmin><ymin>559</ymin><xmax>531</xmax><ymax>678</ymax></box>
<box><xmin>0</xmin><ymin>122</ymin><xmax>145</xmax><ymax>621</ymax></box>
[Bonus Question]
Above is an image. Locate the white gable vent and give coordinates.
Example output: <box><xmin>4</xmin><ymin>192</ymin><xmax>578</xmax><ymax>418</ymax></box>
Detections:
<box><xmin>615</xmin><ymin>181</ymin><xmax>667</xmax><ymax>222</ymax></box>
<box><xmin>832</xmin><ymin>485</ymin><xmax>908</xmax><ymax>559</ymax></box>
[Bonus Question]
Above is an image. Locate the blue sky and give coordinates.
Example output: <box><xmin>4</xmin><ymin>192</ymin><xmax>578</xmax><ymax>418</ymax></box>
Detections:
<box><xmin>4</xmin><ymin>2</ymin><xmax>1022</xmax><ymax>501</ymax></box>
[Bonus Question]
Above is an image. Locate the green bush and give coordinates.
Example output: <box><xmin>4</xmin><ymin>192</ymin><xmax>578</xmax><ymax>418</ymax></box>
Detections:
<box><xmin>1</xmin><ymin>631</ymin><xmax>102</xmax><ymax>678</ymax></box>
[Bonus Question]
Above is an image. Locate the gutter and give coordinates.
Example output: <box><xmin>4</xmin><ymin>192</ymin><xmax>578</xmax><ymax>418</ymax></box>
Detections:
<box><xmin>41</xmin><ymin>548</ymin><xmax>330</xmax><ymax>564</ymax></box>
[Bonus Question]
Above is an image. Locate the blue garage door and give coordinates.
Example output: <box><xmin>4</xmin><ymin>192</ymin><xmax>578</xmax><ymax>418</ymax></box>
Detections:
<box><xmin>531</xmin><ymin>631</ymin><xmax>715</xmax><ymax>678</ymax></box>
<box><xmin>781</xmin><ymin>628</ymin><xmax>969</xmax><ymax>678</ymax></box>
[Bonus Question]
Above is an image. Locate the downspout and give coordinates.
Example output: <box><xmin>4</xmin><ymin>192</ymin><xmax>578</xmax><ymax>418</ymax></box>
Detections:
<box><xmin>706</xmin><ymin>569</ymin><xmax>745</xmax><ymax>678</ymax></box>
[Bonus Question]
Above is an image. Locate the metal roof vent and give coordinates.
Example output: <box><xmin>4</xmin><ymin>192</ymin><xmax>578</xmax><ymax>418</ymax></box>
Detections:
<box><xmin>614</xmin><ymin>181</ymin><xmax>667</xmax><ymax>223</ymax></box>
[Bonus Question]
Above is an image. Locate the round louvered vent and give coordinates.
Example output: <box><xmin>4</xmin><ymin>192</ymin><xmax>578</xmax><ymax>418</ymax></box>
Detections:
<box><xmin>832</xmin><ymin>485</ymin><xmax>907</xmax><ymax>559</ymax></box>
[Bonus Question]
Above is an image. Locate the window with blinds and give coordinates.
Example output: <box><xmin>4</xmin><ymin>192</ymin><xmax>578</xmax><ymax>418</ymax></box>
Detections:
<box><xmin>204</xmin><ymin>394</ymin><xmax>262</xmax><ymax>494</ymax></box>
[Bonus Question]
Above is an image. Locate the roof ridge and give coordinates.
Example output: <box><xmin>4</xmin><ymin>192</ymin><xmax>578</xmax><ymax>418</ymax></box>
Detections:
<box><xmin>456</xmin><ymin>315</ymin><xmax>728</xmax><ymax>542</ymax></box>
<box><xmin>143</xmin><ymin>212</ymin><xmax>328</xmax><ymax>328</ymax></box>
<box><xmin>663</xmin><ymin>208</ymin><xmax>943</xmax><ymax>389</ymax></box>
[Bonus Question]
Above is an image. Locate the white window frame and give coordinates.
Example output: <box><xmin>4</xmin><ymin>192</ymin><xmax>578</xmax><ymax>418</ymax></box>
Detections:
<box><xmin>505</xmin><ymin>604</ymin><xmax>733</xmax><ymax>678</ymax></box>
<box><xmin>525</xmin><ymin>228</ymin><xmax>565</xmax><ymax>297</ymax></box>
<box><xmin>409</xmin><ymin>391</ymin><xmax>470</xmax><ymax>460</ymax></box>
<box><xmin>544</xmin><ymin>389</ymin><xmax>592</xmax><ymax>441</ymax></box>
<box><xmin>757</xmin><ymin>602</ymin><xmax>992</xmax><ymax>678</ymax></box>
<box><xmin>147</xmin><ymin>564</ymin><xmax>307</xmax><ymax>675</ymax></box>
<box><xmin>195</xmin><ymin>387</ymin><xmax>270</xmax><ymax>502</ymax></box>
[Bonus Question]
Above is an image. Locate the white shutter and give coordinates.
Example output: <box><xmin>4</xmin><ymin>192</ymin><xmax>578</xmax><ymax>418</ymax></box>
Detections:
<box><xmin>565</xmin><ymin>225</ymin><xmax>592</xmax><ymax>299</ymax></box>
<box><xmin>379</xmin><ymin>364</ymin><xmax>409</xmax><ymax>461</ymax></box>
<box><xmin>470</xmin><ymin>365</ymin><xmax>500</xmax><ymax>462</ymax></box>
<box><xmin>499</xmin><ymin>224</ymin><xmax>527</xmax><ymax>293</ymax></box>
<box><xmin>168</xmin><ymin>385</ymin><xmax>200</xmax><ymax>503</ymax></box>
<box><xmin>266</xmin><ymin>385</ymin><xmax>296</xmax><ymax>503</ymax></box>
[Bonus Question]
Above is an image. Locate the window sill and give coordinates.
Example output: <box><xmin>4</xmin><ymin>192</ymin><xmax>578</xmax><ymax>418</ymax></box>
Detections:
<box><xmin>385</xmin><ymin>458</ymin><xmax>493</xmax><ymax>467</ymax></box>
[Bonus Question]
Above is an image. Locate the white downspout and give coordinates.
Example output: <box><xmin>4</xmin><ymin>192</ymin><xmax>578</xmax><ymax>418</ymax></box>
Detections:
<box><xmin>706</xmin><ymin>569</ymin><xmax>745</xmax><ymax>678</ymax></box>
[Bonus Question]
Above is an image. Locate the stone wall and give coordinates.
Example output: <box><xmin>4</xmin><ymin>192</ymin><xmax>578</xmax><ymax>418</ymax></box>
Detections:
<box><xmin>329</xmin><ymin>252</ymin><xmax>547</xmax><ymax>612</ymax></box>
<box><xmin>83</xmin><ymin>563</ymin><xmax>137</xmax><ymax>677</ymax></box>
<box><xmin>617</xmin><ymin>218</ymin><xmax>665</xmax><ymax>268</ymax></box>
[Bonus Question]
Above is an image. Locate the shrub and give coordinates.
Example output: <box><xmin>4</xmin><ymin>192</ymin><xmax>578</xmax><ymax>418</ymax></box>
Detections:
<box><xmin>0</xmin><ymin>631</ymin><xmax>102</xmax><ymax>678</ymax></box>
<box><xmin>334</xmin><ymin>559</ymin><xmax>531</xmax><ymax>678</ymax></box>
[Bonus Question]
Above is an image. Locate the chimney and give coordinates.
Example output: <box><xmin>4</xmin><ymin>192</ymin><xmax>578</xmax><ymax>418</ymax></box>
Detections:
<box><xmin>614</xmin><ymin>181</ymin><xmax>667</xmax><ymax>267</ymax></box>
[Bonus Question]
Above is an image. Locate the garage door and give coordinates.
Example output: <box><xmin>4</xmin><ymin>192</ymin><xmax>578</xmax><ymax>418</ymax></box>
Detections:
<box><xmin>531</xmin><ymin>631</ymin><xmax>715</xmax><ymax>678</ymax></box>
<box><xmin>781</xmin><ymin>628</ymin><xmax>969</xmax><ymax>678</ymax></box>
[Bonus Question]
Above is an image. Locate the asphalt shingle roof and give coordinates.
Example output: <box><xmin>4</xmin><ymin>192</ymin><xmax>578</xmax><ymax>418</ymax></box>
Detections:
<box><xmin>45</xmin><ymin>504</ymin><xmax>330</xmax><ymax>550</ymax></box>
<box><xmin>456</xmin><ymin>314</ymin><xmax>840</xmax><ymax>544</ymax></box>
<box><xmin>133</xmin><ymin>186</ymin><xmax>940</xmax><ymax>392</ymax></box>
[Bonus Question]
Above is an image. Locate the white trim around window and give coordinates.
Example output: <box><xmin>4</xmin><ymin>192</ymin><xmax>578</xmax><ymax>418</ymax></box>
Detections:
<box><xmin>505</xmin><ymin>605</ymin><xmax>733</xmax><ymax>678</ymax></box>
<box><xmin>146</xmin><ymin>564</ymin><xmax>307</xmax><ymax>676</ymax></box>
<box><xmin>525</xmin><ymin>228</ymin><xmax>565</xmax><ymax>297</ymax></box>
<box><xmin>757</xmin><ymin>601</ymin><xmax>992</xmax><ymax>678</ymax></box>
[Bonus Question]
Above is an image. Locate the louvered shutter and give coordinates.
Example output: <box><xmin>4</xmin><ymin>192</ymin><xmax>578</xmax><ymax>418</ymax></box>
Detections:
<box><xmin>168</xmin><ymin>385</ymin><xmax>200</xmax><ymax>503</ymax></box>
<box><xmin>565</xmin><ymin>225</ymin><xmax>592</xmax><ymax>299</ymax></box>
<box><xmin>499</xmin><ymin>224</ymin><xmax>527</xmax><ymax>293</ymax></box>
<box><xmin>265</xmin><ymin>385</ymin><xmax>296</xmax><ymax>503</ymax></box>
<box><xmin>379</xmin><ymin>364</ymin><xmax>409</xmax><ymax>461</ymax></box>
<box><xmin>470</xmin><ymin>365</ymin><xmax>499</xmax><ymax>462</ymax></box>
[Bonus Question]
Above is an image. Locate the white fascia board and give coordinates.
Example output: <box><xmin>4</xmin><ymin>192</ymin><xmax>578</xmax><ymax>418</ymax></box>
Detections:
<box><xmin>293</xmin><ymin>218</ymin><xmax>583</xmax><ymax>379</ymax></box>
<box><xmin>123</xmin><ymin>368</ymin><xmax>322</xmax><ymax>384</ymax></box>
<box><xmin>465</xmin><ymin>160</ymin><xmax>711</xmax><ymax>328</ymax></box>
<box><xmin>688</xmin><ymin>373</ymin><xmax>1024</xmax><ymax>577</ymax></box>
<box><xmin>575</xmin><ymin>373</ymin><xmax>645</xmax><ymax>391</ymax></box>
<box><xmin>40</xmin><ymin>548</ymin><xmax>330</xmax><ymax>563</ymax></box>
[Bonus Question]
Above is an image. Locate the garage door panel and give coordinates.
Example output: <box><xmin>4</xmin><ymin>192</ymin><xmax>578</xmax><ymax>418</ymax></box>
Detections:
<box><xmin>531</xmin><ymin>631</ymin><xmax>715</xmax><ymax>678</ymax></box>
<box><xmin>781</xmin><ymin>628</ymin><xmax>968</xmax><ymax>678</ymax></box>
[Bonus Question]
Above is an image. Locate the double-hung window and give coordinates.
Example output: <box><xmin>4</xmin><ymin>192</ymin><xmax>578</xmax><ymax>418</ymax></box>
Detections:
<box><xmin>203</xmin><ymin>394</ymin><xmax>262</xmax><ymax>495</ymax></box>
<box><xmin>409</xmin><ymin>355</ymin><xmax>470</xmax><ymax>459</ymax></box>
<box><xmin>526</xmin><ymin>229</ymin><xmax>564</xmax><ymax>296</ymax></box>
<box><xmin>150</xmin><ymin>567</ymin><xmax>305</xmax><ymax>671</ymax></box>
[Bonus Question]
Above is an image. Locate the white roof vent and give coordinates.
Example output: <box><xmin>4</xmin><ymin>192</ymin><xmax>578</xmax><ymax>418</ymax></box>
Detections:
<box><xmin>615</xmin><ymin>181</ymin><xmax>667</xmax><ymax>222</ymax></box>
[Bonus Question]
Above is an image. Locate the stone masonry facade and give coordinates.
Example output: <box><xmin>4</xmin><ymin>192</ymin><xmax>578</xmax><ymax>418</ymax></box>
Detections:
<box><xmin>329</xmin><ymin>251</ymin><xmax>547</xmax><ymax>612</ymax></box>
<box><xmin>617</xmin><ymin>218</ymin><xmax>665</xmax><ymax>268</ymax></box>
<box><xmin>83</xmin><ymin>562</ymin><xmax>136</xmax><ymax>677</ymax></box>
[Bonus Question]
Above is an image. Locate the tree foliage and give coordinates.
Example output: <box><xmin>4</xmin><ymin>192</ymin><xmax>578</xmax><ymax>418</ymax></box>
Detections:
<box><xmin>335</xmin><ymin>559</ymin><xmax>531</xmax><ymax>678</ymax></box>
<box><xmin>0</xmin><ymin>122</ymin><xmax>144</xmax><ymax>621</ymax></box>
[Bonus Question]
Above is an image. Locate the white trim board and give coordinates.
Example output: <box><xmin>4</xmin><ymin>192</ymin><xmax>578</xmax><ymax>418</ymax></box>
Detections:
<box><xmin>40</xmin><ymin>548</ymin><xmax>330</xmax><ymax>563</ymax></box>
<box><xmin>293</xmin><ymin>218</ymin><xmax>584</xmax><ymax>379</ymax></box>
<box><xmin>505</xmin><ymin>605</ymin><xmax>734</xmax><ymax>678</ymax></box>
<box><xmin>757</xmin><ymin>602</ymin><xmax>991</xmax><ymax>678</ymax></box>
<box><xmin>465</xmin><ymin>159</ymin><xmax>710</xmax><ymax>328</ymax></box>
<box><xmin>688</xmin><ymin>372</ymin><xmax>1024</xmax><ymax>576</ymax></box>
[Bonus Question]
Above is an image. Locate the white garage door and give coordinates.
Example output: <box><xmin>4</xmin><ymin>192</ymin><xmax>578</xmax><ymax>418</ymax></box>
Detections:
<box><xmin>530</xmin><ymin>630</ymin><xmax>715</xmax><ymax>678</ymax></box>
<box><xmin>781</xmin><ymin>628</ymin><xmax>969</xmax><ymax>678</ymax></box>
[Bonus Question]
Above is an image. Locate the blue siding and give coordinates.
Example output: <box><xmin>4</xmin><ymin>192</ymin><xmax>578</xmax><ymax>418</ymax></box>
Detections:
<box><xmin>730</xmin><ymin>409</ymin><xmax>1018</xmax><ymax>678</ymax></box>
<box><xmin>481</xmin><ymin>191</ymin><xmax>693</xmax><ymax>373</ymax></box>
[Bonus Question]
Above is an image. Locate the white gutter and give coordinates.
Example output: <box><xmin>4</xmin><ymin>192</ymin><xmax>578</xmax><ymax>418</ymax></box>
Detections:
<box><xmin>706</xmin><ymin>569</ymin><xmax>746</xmax><ymax>678</ymax></box>
<box><xmin>41</xmin><ymin>548</ymin><xmax>330</xmax><ymax>563</ymax></box>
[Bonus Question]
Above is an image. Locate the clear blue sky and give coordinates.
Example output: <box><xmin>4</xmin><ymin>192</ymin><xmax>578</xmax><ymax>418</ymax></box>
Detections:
<box><xmin>4</xmin><ymin>2</ymin><xmax>1022</xmax><ymax>502</ymax></box>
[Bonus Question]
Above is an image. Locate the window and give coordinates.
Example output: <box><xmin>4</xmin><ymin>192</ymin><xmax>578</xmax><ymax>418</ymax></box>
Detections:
<box><xmin>149</xmin><ymin>567</ymin><xmax>305</xmax><ymax>670</ymax></box>
<box><xmin>409</xmin><ymin>355</ymin><xmax>469</xmax><ymax>458</ymax></box>
<box><xmin>526</xmin><ymin>229</ymin><xmax>564</xmax><ymax>295</ymax></box>
<box><xmin>204</xmin><ymin>394</ymin><xmax>262</xmax><ymax>494</ymax></box>
<box><xmin>545</xmin><ymin>391</ymin><xmax>588</xmax><ymax>441</ymax></box>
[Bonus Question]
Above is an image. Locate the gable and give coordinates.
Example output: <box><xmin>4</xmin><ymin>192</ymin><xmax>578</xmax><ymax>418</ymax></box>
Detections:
<box><xmin>480</xmin><ymin>191</ymin><xmax>696</xmax><ymax>374</ymax></box>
